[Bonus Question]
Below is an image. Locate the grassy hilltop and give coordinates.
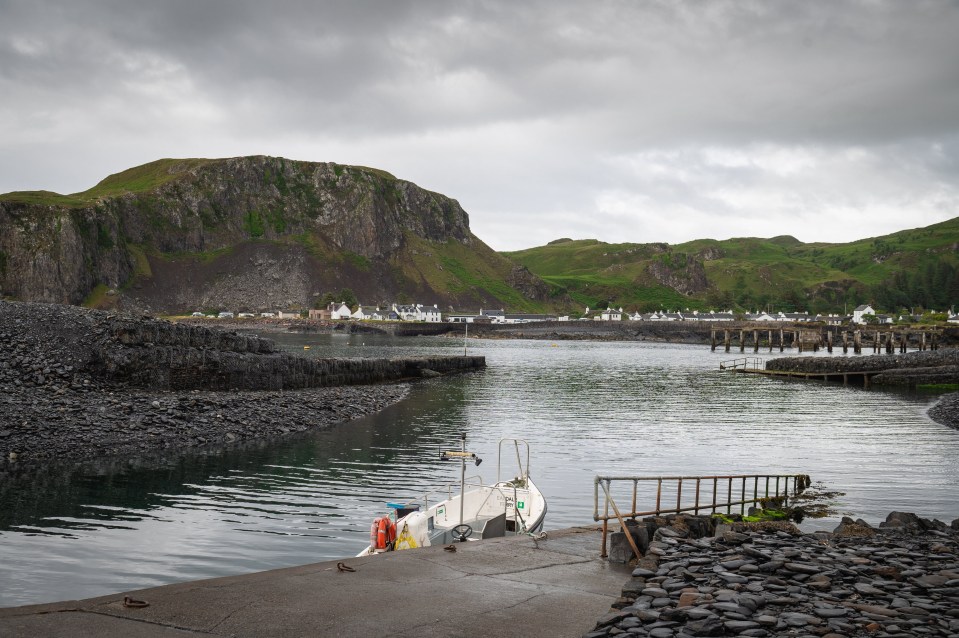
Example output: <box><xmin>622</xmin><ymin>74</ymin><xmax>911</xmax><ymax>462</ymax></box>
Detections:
<box><xmin>504</xmin><ymin>217</ymin><xmax>959</xmax><ymax>314</ymax></box>
<box><xmin>2</xmin><ymin>156</ymin><xmax>956</xmax><ymax>316</ymax></box>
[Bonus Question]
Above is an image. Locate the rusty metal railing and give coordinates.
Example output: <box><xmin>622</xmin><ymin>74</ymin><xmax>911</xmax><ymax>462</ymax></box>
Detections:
<box><xmin>593</xmin><ymin>473</ymin><xmax>810</xmax><ymax>558</ymax></box>
<box><xmin>719</xmin><ymin>357</ymin><xmax>764</xmax><ymax>371</ymax></box>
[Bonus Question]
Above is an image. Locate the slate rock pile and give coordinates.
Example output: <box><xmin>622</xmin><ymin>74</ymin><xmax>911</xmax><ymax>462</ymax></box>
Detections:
<box><xmin>764</xmin><ymin>349</ymin><xmax>959</xmax><ymax>375</ymax></box>
<box><xmin>0</xmin><ymin>301</ymin><xmax>409</xmax><ymax>472</ymax></box>
<box><xmin>928</xmin><ymin>392</ymin><xmax>959</xmax><ymax>430</ymax></box>
<box><xmin>586</xmin><ymin>512</ymin><xmax>959</xmax><ymax>637</ymax></box>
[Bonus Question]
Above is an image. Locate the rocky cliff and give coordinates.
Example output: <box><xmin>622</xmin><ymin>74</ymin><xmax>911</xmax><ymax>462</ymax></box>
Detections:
<box><xmin>0</xmin><ymin>156</ymin><xmax>551</xmax><ymax>313</ymax></box>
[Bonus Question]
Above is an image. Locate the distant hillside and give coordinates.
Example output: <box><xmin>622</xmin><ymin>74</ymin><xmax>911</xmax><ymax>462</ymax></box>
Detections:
<box><xmin>504</xmin><ymin>218</ymin><xmax>959</xmax><ymax>314</ymax></box>
<box><xmin>0</xmin><ymin>156</ymin><xmax>552</xmax><ymax>314</ymax></box>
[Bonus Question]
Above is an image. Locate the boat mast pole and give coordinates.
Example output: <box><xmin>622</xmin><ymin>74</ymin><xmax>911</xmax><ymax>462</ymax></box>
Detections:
<box><xmin>459</xmin><ymin>433</ymin><xmax>466</xmax><ymax>526</ymax></box>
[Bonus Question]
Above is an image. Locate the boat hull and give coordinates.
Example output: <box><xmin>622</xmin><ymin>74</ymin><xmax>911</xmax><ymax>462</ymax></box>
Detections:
<box><xmin>357</xmin><ymin>476</ymin><xmax>546</xmax><ymax>556</ymax></box>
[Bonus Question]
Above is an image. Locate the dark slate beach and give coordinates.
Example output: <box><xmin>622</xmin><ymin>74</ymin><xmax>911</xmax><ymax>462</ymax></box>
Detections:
<box><xmin>0</xmin><ymin>301</ymin><xmax>485</xmax><ymax>475</ymax></box>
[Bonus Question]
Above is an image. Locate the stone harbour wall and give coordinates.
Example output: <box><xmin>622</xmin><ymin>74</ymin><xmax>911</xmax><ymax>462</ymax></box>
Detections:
<box><xmin>587</xmin><ymin>512</ymin><xmax>959</xmax><ymax>638</ymax></box>
<box><xmin>96</xmin><ymin>311</ymin><xmax>484</xmax><ymax>391</ymax></box>
<box><xmin>765</xmin><ymin>349</ymin><xmax>959</xmax><ymax>374</ymax></box>
<box><xmin>0</xmin><ymin>301</ymin><xmax>483</xmax><ymax>472</ymax></box>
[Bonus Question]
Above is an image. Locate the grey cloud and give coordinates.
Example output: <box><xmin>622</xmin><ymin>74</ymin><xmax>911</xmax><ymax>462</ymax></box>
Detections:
<box><xmin>1</xmin><ymin>0</ymin><xmax>958</xmax><ymax>249</ymax></box>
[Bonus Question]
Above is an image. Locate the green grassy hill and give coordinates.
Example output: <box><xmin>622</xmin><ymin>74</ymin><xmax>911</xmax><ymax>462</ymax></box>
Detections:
<box><xmin>504</xmin><ymin>218</ymin><xmax>959</xmax><ymax>315</ymax></box>
<box><xmin>0</xmin><ymin>156</ymin><xmax>553</xmax><ymax>313</ymax></box>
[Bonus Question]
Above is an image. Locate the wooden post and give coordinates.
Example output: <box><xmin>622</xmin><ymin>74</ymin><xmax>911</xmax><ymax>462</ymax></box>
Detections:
<box><xmin>711</xmin><ymin>329</ymin><xmax>716</xmax><ymax>352</ymax></box>
<box><xmin>753</xmin><ymin>329</ymin><xmax>759</xmax><ymax>353</ymax></box>
<box><xmin>921</xmin><ymin>332</ymin><xmax>926</xmax><ymax>352</ymax></box>
<box><xmin>842</xmin><ymin>331</ymin><xmax>848</xmax><ymax>354</ymax></box>
<box><xmin>874</xmin><ymin>330</ymin><xmax>880</xmax><ymax>354</ymax></box>
<box><xmin>739</xmin><ymin>330</ymin><xmax>745</xmax><ymax>353</ymax></box>
<box><xmin>768</xmin><ymin>330</ymin><xmax>773</xmax><ymax>353</ymax></box>
<box><xmin>724</xmin><ymin>329</ymin><xmax>730</xmax><ymax>353</ymax></box>
<box><xmin>779</xmin><ymin>328</ymin><xmax>784</xmax><ymax>352</ymax></box>
<box><xmin>827</xmin><ymin>330</ymin><xmax>833</xmax><ymax>353</ymax></box>
<box><xmin>854</xmin><ymin>330</ymin><xmax>861</xmax><ymax>354</ymax></box>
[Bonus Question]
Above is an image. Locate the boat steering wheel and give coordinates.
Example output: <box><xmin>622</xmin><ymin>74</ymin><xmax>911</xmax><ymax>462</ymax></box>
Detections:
<box><xmin>451</xmin><ymin>524</ymin><xmax>473</xmax><ymax>542</ymax></box>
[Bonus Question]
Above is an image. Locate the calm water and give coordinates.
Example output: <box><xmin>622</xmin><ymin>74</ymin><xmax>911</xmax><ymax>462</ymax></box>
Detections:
<box><xmin>1</xmin><ymin>335</ymin><xmax>957</xmax><ymax>607</ymax></box>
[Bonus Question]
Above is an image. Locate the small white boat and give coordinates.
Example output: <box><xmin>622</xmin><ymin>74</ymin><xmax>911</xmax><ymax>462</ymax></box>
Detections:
<box><xmin>358</xmin><ymin>437</ymin><xmax>547</xmax><ymax>556</ymax></box>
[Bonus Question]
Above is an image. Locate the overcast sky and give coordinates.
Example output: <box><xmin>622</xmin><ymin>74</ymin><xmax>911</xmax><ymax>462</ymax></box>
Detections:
<box><xmin>2</xmin><ymin>1</ymin><xmax>958</xmax><ymax>251</ymax></box>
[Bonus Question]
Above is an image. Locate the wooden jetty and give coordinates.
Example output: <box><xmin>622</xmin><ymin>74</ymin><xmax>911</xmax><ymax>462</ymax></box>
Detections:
<box><xmin>736</xmin><ymin>366</ymin><xmax>885</xmax><ymax>388</ymax></box>
<box><xmin>710</xmin><ymin>324</ymin><xmax>940</xmax><ymax>355</ymax></box>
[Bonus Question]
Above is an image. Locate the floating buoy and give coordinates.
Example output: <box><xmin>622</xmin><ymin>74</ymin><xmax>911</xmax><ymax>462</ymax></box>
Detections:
<box><xmin>303</xmin><ymin>345</ymin><xmax>311</xmax><ymax>350</ymax></box>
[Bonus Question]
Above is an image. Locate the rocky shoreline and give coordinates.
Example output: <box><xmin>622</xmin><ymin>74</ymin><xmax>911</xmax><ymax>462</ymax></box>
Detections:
<box><xmin>587</xmin><ymin>512</ymin><xmax>959</xmax><ymax>637</ymax></box>
<box><xmin>0</xmin><ymin>301</ymin><xmax>441</xmax><ymax>476</ymax></box>
<box><xmin>928</xmin><ymin>391</ymin><xmax>959</xmax><ymax>430</ymax></box>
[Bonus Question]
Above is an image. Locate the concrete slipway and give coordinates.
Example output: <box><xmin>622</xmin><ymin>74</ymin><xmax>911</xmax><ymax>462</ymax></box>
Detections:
<box><xmin>0</xmin><ymin>527</ymin><xmax>627</xmax><ymax>638</ymax></box>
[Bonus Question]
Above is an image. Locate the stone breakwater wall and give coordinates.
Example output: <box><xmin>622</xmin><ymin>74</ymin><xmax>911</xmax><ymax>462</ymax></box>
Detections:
<box><xmin>99</xmin><ymin>344</ymin><xmax>485</xmax><ymax>391</ymax></box>
<box><xmin>764</xmin><ymin>348</ymin><xmax>959</xmax><ymax>375</ymax></box>
<box><xmin>0</xmin><ymin>301</ymin><xmax>479</xmax><ymax>472</ymax></box>
<box><xmin>99</xmin><ymin>316</ymin><xmax>484</xmax><ymax>391</ymax></box>
<box><xmin>929</xmin><ymin>392</ymin><xmax>959</xmax><ymax>430</ymax></box>
<box><xmin>586</xmin><ymin>511</ymin><xmax>959</xmax><ymax>638</ymax></box>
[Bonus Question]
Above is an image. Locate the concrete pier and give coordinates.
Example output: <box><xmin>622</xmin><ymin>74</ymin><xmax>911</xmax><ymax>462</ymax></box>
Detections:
<box><xmin>0</xmin><ymin>527</ymin><xmax>627</xmax><ymax>638</ymax></box>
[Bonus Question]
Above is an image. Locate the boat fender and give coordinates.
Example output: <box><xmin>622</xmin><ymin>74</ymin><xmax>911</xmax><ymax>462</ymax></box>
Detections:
<box><xmin>370</xmin><ymin>516</ymin><xmax>396</xmax><ymax>551</ymax></box>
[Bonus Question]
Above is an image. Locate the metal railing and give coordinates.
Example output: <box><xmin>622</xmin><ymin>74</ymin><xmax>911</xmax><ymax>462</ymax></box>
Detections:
<box><xmin>719</xmin><ymin>357</ymin><xmax>764</xmax><ymax>371</ymax></box>
<box><xmin>593</xmin><ymin>473</ymin><xmax>810</xmax><ymax>558</ymax></box>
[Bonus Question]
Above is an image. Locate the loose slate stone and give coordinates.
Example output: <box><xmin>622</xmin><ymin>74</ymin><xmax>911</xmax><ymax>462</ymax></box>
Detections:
<box><xmin>585</xmin><ymin>513</ymin><xmax>959</xmax><ymax>638</ymax></box>
<box><xmin>724</xmin><ymin>620</ymin><xmax>760</xmax><ymax>632</ymax></box>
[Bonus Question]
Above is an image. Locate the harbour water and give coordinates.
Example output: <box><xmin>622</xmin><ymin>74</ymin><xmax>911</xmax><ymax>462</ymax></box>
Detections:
<box><xmin>1</xmin><ymin>335</ymin><xmax>957</xmax><ymax>607</ymax></box>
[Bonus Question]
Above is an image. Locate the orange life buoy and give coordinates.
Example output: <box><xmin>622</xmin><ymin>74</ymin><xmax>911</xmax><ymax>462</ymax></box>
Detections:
<box><xmin>370</xmin><ymin>516</ymin><xmax>396</xmax><ymax>550</ymax></box>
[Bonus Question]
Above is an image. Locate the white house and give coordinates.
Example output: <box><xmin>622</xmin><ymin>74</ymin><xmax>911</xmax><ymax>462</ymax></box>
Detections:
<box><xmin>352</xmin><ymin>305</ymin><xmax>381</xmax><ymax>320</ymax></box>
<box><xmin>421</xmin><ymin>305</ymin><xmax>442</xmax><ymax>322</ymax></box>
<box><xmin>813</xmin><ymin>314</ymin><xmax>847</xmax><ymax>326</ymax></box>
<box><xmin>705</xmin><ymin>311</ymin><xmax>736</xmax><ymax>322</ymax></box>
<box><xmin>276</xmin><ymin>310</ymin><xmax>299</xmax><ymax>319</ymax></box>
<box><xmin>392</xmin><ymin>303</ymin><xmax>442</xmax><ymax>322</ymax></box>
<box><xmin>600</xmin><ymin>307</ymin><xmax>623</xmax><ymax>321</ymax></box>
<box><xmin>852</xmin><ymin>304</ymin><xmax>876</xmax><ymax>324</ymax></box>
<box><xmin>331</xmin><ymin>302</ymin><xmax>353</xmax><ymax>320</ymax></box>
<box><xmin>629</xmin><ymin>311</ymin><xmax>644</xmax><ymax>321</ymax></box>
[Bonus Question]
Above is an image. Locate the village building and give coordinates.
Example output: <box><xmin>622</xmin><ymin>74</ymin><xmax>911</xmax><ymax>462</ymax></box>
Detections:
<box><xmin>852</xmin><ymin>304</ymin><xmax>876</xmax><ymax>324</ymax></box>
<box><xmin>599</xmin><ymin>307</ymin><xmax>623</xmax><ymax>321</ymax></box>
<box><xmin>392</xmin><ymin>303</ymin><xmax>442</xmax><ymax>322</ymax></box>
<box><xmin>308</xmin><ymin>308</ymin><xmax>332</xmax><ymax>320</ymax></box>
<box><xmin>352</xmin><ymin>305</ymin><xmax>383</xmax><ymax>320</ymax></box>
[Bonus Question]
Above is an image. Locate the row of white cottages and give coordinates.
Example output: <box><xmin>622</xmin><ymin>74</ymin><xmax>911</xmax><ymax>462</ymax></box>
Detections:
<box><xmin>295</xmin><ymin>302</ymin><xmax>955</xmax><ymax>325</ymax></box>
<box><xmin>309</xmin><ymin>303</ymin><xmax>443</xmax><ymax>322</ymax></box>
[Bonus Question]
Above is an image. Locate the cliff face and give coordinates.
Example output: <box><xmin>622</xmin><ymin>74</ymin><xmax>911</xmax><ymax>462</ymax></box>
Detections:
<box><xmin>0</xmin><ymin>156</ymin><xmax>540</xmax><ymax>312</ymax></box>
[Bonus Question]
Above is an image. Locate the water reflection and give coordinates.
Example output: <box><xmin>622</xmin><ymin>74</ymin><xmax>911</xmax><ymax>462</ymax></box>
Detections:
<box><xmin>1</xmin><ymin>336</ymin><xmax>956</xmax><ymax>607</ymax></box>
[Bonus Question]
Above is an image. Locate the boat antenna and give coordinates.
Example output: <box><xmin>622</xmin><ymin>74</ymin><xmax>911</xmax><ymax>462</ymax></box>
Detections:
<box><xmin>459</xmin><ymin>433</ymin><xmax>466</xmax><ymax>526</ymax></box>
<box><xmin>438</xmin><ymin>433</ymin><xmax>481</xmax><ymax>528</ymax></box>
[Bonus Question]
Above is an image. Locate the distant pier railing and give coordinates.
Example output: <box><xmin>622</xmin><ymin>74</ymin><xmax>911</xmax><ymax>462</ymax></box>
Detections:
<box><xmin>719</xmin><ymin>357</ymin><xmax>763</xmax><ymax>371</ymax></box>
<box><xmin>593</xmin><ymin>473</ymin><xmax>810</xmax><ymax>558</ymax></box>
